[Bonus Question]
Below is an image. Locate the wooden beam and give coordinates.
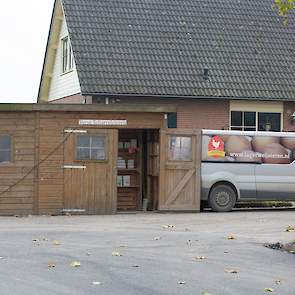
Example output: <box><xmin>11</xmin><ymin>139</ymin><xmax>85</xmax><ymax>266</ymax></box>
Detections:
<box><xmin>0</xmin><ymin>103</ymin><xmax>177</xmax><ymax>113</ymax></box>
<box><xmin>33</xmin><ymin>112</ymin><xmax>40</xmax><ymax>215</ymax></box>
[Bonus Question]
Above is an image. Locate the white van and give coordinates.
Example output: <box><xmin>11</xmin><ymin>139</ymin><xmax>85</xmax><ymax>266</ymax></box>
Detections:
<box><xmin>201</xmin><ymin>130</ymin><xmax>295</xmax><ymax>212</ymax></box>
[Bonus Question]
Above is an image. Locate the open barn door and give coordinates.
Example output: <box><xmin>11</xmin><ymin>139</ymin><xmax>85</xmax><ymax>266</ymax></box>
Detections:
<box><xmin>159</xmin><ymin>129</ymin><xmax>201</xmax><ymax>211</ymax></box>
<box><xmin>62</xmin><ymin>128</ymin><xmax>118</xmax><ymax>214</ymax></box>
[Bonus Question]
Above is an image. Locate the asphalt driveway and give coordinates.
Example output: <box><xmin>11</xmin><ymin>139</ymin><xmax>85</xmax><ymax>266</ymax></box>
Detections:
<box><xmin>0</xmin><ymin>210</ymin><xmax>294</xmax><ymax>295</ymax></box>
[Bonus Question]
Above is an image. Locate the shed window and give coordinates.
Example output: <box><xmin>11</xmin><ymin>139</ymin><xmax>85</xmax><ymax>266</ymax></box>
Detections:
<box><xmin>61</xmin><ymin>36</ymin><xmax>73</xmax><ymax>73</ymax></box>
<box><xmin>76</xmin><ymin>135</ymin><xmax>106</xmax><ymax>160</ymax></box>
<box><xmin>169</xmin><ymin>136</ymin><xmax>192</xmax><ymax>161</ymax></box>
<box><xmin>0</xmin><ymin>135</ymin><xmax>11</xmax><ymax>163</ymax></box>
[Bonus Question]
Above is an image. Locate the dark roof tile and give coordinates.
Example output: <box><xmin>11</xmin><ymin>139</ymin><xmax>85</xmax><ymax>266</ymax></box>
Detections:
<box><xmin>62</xmin><ymin>0</ymin><xmax>295</xmax><ymax>100</ymax></box>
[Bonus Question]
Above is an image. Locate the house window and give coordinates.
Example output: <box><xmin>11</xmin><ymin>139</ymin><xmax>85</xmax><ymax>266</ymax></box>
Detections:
<box><xmin>0</xmin><ymin>135</ymin><xmax>11</xmax><ymax>163</ymax></box>
<box><xmin>230</xmin><ymin>111</ymin><xmax>256</xmax><ymax>131</ymax></box>
<box><xmin>61</xmin><ymin>36</ymin><xmax>73</xmax><ymax>73</ymax></box>
<box><xmin>167</xmin><ymin>113</ymin><xmax>177</xmax><ymax>128</ymax></box>
<box><xmin>76</xmin><ymin>135</ymin><xmax>106</xmax><ymax>160</ymax></box>
<box><xmin>230</xmin><ymin>111</ymin><xmax>281</xmax><ymax>132</ymax></box>
<box><xmin>258</xmin><ymin>112</ymin><xmax>281</xmax><ymax>132</ymax></box>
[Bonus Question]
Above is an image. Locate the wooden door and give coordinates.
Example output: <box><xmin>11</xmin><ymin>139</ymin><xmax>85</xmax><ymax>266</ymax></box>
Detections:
<box><xmin>159</xmin><ymin>129</ymin><xmax>201</xmax><ymax>211</ymax></box>
<box><xmin>63</xmin><ymin>129</ymin><xmax>118</xmax><ymax>214</ymax></box>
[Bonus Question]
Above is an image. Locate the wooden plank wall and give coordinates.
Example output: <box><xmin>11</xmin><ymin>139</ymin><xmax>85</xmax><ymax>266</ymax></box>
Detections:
<box><xmin>37</xmin><ymin>112</ymin><xmax>164</xmax><ymax>214</ymax></box>
<box><xmin>0</xmin><ymin>111</ymin><xmax>165</xmax><ymax>215</ymax></box>
<box><xmin>0</xmin><ymin>112</ymin><xmax>36</xmax><ymax>215</ymax></box>
<box><xmin>38</xmin><ymin>113</ymin><xmax>65</xmax><ymax>215</ymax></box>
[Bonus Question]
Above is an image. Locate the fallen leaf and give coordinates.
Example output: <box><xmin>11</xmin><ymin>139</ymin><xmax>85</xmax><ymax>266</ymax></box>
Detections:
<box><xmin>194</xmin><ymin>256</ymin><xmax>207</xmax><ymax>261</ymax></box>
<box><xmin>264</xmin><ymin>288</ymin><xmax>274</xmax><ymax>292</ymax></box>
<box><xmin>70</xmin><ymin>261</ymin><xmax>81</xmax><ymax>267</ymax></box>
<box><xmin>48</xmin><ymin>262</ymin><xmax>56</xmax><ymax>268</ymax></box>
<box><xmin>227</xmin><ymin>235</ymin><xmax>235</xmax><ymax>240</ymax></box>
<box><xmin>275</xmin><ymin>279</ymin><xmax>282</xmax><ymax>285</ymax></box>
<box><xmin>153</xmin><ymin>237</ymin><xmax>161</xmax><ymax>240</ymax></box>
<box><xmin>112</xmin><ymin>252</ymin><xmax>122</xmax><ymax>257</ymax></box>
<box><xmin>178</xmin><ymin>281</ymin><xmax>186</xmax><ymax>285</ymax></box>
<box><xmin>92</xmin><ymin>281</ymin><xmax>101</xmax><ymax>285</ymax></box>
<box><xmin>286</xmin><ymin>225</ymin><xmax>294</xmax><ymax>232</ymax></box>
<box><xmin>162</xmin><ymin>224</ymin><xmax>175</xmax><ymax>229</ymax></box>
<box><xmin>52</xmin><ymin>240</ymin><xmax>61</xmax><ymax>246</ymax></box>
<box><xmin>225</xmin><ymin>269</ymin><xmax>239</xmax><ymax>274</ymax></box>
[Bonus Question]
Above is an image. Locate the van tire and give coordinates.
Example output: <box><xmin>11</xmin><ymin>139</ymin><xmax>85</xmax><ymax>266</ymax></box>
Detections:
<box><xmin>209</xmin><ymin>184</ymin><xmax>236</xmax><ymax>212</ymax></box>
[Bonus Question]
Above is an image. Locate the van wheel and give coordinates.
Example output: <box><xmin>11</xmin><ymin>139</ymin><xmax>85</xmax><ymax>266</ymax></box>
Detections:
<box><xmin>209</xmin><ymin>184</ymin><xmax>236</xmax><ymax>212</ymax></box>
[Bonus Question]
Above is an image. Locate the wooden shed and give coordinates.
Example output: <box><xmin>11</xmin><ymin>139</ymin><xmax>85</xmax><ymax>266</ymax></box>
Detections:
<box><xmin>0</xmin><ymin>104</ymin><xmax>201</xmax><ymax>215</ymax></box>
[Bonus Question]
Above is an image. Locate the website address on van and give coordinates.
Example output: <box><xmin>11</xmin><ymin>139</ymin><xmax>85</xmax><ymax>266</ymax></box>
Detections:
<box><xmin>229</xmin><ymin>152</ymin><xmax>290</xmax><ymax>160</ymax></box>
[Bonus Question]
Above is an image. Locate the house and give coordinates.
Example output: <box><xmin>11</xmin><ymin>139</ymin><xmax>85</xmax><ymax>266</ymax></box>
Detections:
<box><xmin>1</xmin><ymin>0</ymin><xmax>295</xmax><ymax>216</ymax></box>
<box><xmin>38</xmin><ymin>0</ymin><xmax>295</xmax><ymax>132</ymax></box>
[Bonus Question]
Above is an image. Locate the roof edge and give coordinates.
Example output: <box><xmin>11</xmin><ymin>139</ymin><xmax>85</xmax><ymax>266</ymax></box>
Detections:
<box><xmin>37</xmin><ymin>0</ymin><xmax>58</xmax><ymax>103</ymax></box>
<box><xmin>82</xmin><ymin>92</ymin><xmax>295</xmax><ymax>102</ymax></box>
<box><xmin>0</xmin><ymin>103</ymin><xmax>177</xmax><ymax>113</ymax></box>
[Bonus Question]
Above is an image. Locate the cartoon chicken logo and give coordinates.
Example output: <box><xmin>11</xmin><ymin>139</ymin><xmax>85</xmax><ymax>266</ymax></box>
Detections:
<box><xmin>208</xmin><ymin>136</ymin><xmax>225</xmax><ymax>158</ymax></box>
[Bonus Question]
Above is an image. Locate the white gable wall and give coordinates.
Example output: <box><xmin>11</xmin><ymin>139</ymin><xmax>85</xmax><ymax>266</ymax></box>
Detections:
<box><xmin>48</xmin><ymin>16</ymin><xmax>81</xmax><ymax>101</ymax></box>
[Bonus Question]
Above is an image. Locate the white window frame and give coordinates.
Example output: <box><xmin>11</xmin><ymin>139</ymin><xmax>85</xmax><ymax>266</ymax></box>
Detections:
<box><xmin>229</xmin><ymin>101</ymin><xmax>283</xmax><ymax>131</ymax></box>
<box><xmin>230</xmin><ymin>111</ymin><xmax>282</xmax><ymax>132</ymax></box>
<box><xmin>61</xmin><ymin>36</ymin><xmax>73</xmax><ymax>74</ymax></box>
<box><xmin>76</xmin><ymin>134</ymin><xmax>107</xmax><ymax>161</ymax></box>
<box><xmin>230</xmin><ymin>111</ymin><xmax>256</xmax><ymax>131</ymax></box>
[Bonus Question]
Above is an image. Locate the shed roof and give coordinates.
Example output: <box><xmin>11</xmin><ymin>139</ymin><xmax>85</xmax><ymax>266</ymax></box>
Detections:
<box><xmin>61</xmin><ymin>0</ymin><xmax>295</xmax><ymax>100</ymax></box>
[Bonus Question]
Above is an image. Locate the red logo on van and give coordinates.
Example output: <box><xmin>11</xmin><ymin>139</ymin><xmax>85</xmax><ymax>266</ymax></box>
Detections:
<box><xmin>208</xmin><ymin>136</ymin><xmax>225</xmax><ymax>158</ymax></box>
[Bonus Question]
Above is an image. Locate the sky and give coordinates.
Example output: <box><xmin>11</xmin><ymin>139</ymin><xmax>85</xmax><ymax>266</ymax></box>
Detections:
<box><xmin>0</xmin><ymin>0</ymin><xmax>55</xmax><ymax>103</ymax></box>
